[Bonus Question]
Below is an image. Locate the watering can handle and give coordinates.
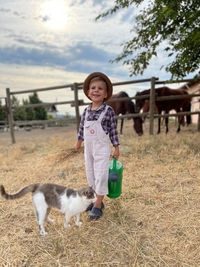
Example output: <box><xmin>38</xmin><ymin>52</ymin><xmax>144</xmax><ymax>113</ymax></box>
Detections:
<box><xmin>113</xmin><ymin>157</ymin><xmax>117</xmax><ymax>169</ymax></box>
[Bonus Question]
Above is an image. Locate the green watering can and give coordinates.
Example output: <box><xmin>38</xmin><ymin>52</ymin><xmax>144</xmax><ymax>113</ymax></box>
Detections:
<box><xmin>107</xmin><ymin>157</ymin><xmax>123</xmax><ymax>199</ymax></box>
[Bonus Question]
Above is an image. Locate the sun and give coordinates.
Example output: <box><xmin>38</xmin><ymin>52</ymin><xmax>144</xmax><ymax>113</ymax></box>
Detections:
<box><xmin>41</xmin><ymin>0</ymin><xmax>68</xmax><ymax>30</ymax></box>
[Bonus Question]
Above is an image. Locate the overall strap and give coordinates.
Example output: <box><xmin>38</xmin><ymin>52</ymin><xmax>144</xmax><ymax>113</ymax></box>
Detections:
<box><xmin>85</xmin><ymin>106</ymin><xmax>90</xmax><ymax>121</ymax></box>
<box><xmin>97</xmin><ymin>105</ymin><xmax>109</xmax><ymax>122</ymax></box>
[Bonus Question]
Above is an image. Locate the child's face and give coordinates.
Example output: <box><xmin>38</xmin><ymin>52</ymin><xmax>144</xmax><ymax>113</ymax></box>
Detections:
<box><xmin>87</xmin><ymin>80</ymin><xmax>108</xmax><ymax>104</ymax></box>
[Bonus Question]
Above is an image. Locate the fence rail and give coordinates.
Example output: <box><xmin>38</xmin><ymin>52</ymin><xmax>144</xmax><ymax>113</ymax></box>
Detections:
<box><xmin>14</xmin><ymin>118</ymin><xmax>76</xmax><ymax>126</ymax></box>
<box><xmin>2</xmin><ymin>76</ymin><xmax>200</xmax><ymax>144</ymax></box>
<box><xmin>13</xmin><ymin>100</ymin><xmax>76</xmax><ymax>110</ymax></box>
<box><xmin>10</xmin><ymin>83</ymin><xmax>74</xmax><ymax>95</ymax></box>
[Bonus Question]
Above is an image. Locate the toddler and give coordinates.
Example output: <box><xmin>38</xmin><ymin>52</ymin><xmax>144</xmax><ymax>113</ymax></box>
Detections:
<box><xmin>75</xmin><ymin>72</ymin><xmax>120</xmax><ymax>219</ymax></box>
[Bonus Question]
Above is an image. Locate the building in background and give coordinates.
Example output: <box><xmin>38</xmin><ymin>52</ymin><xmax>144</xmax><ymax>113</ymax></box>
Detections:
<box><xmin>181</xmin><ymin>76</ymin><xmax>200</xmax><ymax>124</ymax></box>
<box><xmin>46</xmin><ymin>104</ymin><xmax>57</xmax><ymax>118</ymax></box>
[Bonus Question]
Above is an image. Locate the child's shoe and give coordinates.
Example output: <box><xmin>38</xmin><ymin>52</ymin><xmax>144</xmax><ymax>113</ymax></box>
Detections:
<box><xmin>88</xmin><ymin>207</ymin><xmax>103</xmax><ymax>220</ymax></box>
<box><xmin>85</xmin><ymin>202</ymin><xmax>104</xmax><ymax>212</ymax></box>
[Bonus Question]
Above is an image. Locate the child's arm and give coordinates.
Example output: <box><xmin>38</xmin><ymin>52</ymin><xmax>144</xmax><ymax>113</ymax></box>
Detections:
<box><xmin>113</xmin><ymin>145</ymin><xmax>120</xmax><ymax>160</ymax></box>
<box><xmin>75</xmin><ymin>140</ymin><xmax>83</xmax><ymax>152</ymax></box>
<box><xmin>75</xmin><ymin>108</ymin><xmax>86</xmax><ymax>152</ymax></box>
<box><xmin>108</xmin><ymin>107</ymin><xmax>120</xmax><ymax>159</ymax></box>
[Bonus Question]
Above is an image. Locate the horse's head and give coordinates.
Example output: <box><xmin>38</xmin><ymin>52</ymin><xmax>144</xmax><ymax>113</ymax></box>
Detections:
<box><xmin>135</xmin><ymin>92</ymin><xmax>146</xmax><ymax>113</ymax></box>
<box><xmin>133</xmin><ymin>116</ymin><xmax>143</xmax><ymax>136</ymax></box>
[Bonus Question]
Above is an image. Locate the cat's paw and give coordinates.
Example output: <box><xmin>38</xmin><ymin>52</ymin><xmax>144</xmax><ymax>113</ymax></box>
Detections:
<box><xmin>76</xmin><ymin>221</ymin><xmax>82</xmax><ymax>227</ymax></box>
<box><xmin>64</xmin><ymin>223</ymin><xmax>71</xmax><ymax>228</ymax></box>
<box><xmin>47</xmin><ymin>217</ymin><xmax>54</xmax><ymax>224</ymax></box>
<box><xmin>40</xmin><ymin>229</ymin><xmax>48</xmax><ymax>236</ymax></box>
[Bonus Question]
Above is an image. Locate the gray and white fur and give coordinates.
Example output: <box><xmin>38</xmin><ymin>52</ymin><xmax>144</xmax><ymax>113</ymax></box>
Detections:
<box><xmin>1</xmin><ymin>183</ymin><xmax>96</xmax><ymax>235</ymax></box>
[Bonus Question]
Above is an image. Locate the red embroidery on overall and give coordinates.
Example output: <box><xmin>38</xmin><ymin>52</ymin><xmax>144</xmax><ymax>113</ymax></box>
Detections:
<box><xmin>90</xmin><ymin>129</ymin><xmax>95</xmax><ymax>134</ymax></box>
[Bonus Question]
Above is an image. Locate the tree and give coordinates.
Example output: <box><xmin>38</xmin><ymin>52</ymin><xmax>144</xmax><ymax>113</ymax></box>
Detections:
<box><xmin>0</xmin><ymin>100</ymin><xmax>6</xmax><ymax>121</ymax></box>
<box><xmin>23</xmin><ymin>99</ymin><xmax>36</xmax><ymax>120</ymax></box>
<box><xmin>12</xmin><ymin>96</ymin><xmax>27</xmax><ymax>121</ymax></box>
<box><xmin>29</xmin><ymin>93</ymin><xmax>47</xmax><ymax>120</ymax></box>
<box><xmin>96</xmin><ymin>0</ymin><xmax>200</xmax><ymax>79</ymax></box>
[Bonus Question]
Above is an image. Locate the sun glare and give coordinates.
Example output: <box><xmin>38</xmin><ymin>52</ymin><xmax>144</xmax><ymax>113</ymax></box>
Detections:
<box><xmin>42</xmin><ymin>0</ymin><xmax>68</xmax><ymax>30</ymax></box>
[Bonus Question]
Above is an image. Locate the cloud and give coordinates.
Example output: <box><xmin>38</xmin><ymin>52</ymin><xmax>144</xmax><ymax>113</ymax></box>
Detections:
<box><xmin>0</xmin><ymin>42</ymin><xmax>114</xmax><ymax>70</ymax></box>
<box><xmin>41</xmin><ymin>15</ymin><xmax>50</xmax><ymax>22</ymax></box>
<box><xmin>0</xmin><ymin>40</ymin><xmax>131</xmax><ymax>81</ymax></box>
<box><xmin>0</xmin><ymin>8</ymin><xmax>11</xmax><ymax>13</ymax></box>
<box><xmin>0</xmin><ymin>0</ymin><xmax>197</xmax><ymax>117</ymax></box>
<box><xmin>0</xmin><ymin>7</ymin><xmax>27</xmax><ymax>20</ymax></box>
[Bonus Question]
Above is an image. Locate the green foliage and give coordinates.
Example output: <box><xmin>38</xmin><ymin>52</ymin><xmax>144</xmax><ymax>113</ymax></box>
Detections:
<box><xmin>47</xmin><ymin>114</ymin><xmax>53</xmax><ymax>119</ymax></box>
<box><xmin>12</xmin><ymin>96</ymin><xmax>27</xmax><ymax>121</ymax></box>
<box><xmin>0</xmin><ymin>100</ymin><xmax>6</xmax><ymax>120</ymax></box>
<box><xmin>28</xmin><ymin>93</ymin><xmax>47</xmax><ymax>120</ymax></box>
<box><xmin>7</xmin><ymin>93</ymin><xmax>48</xmax><ymax>121</ymax></box>
<box><xmin>97</xmin><ymin>0</ymin><xmax>200</xmax><ymax>78</ymax></box>
<box><xmin>23</xmin><ymin>99</ymin><xmax>36</xmax><ymax>120</ymax></box>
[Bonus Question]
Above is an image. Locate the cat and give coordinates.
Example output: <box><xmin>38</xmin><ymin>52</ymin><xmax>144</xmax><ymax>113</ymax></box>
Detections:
<box><xmin>0</xmin><ymin>183</ymin><xmax>96</xmax><ymax>236</ymax></box>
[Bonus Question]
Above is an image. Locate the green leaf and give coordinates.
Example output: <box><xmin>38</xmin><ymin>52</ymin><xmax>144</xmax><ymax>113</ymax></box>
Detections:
<box><xmin>96</xmin><ymin>0</ymin><xmax>200</xmax><ymax>78</ymax></box>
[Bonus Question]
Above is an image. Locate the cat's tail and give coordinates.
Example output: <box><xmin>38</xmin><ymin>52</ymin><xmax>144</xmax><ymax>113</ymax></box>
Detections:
<box><xmin>0</xmin><ymin>184</ymin><xmax>39</xmax><ymax>200</ymax></box>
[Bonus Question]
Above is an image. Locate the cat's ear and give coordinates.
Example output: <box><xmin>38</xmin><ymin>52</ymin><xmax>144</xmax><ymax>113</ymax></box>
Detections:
<box><xmin>83</xmin><ymin>187</ymin><xmax>95</xmax><ymax>198</ymax></box>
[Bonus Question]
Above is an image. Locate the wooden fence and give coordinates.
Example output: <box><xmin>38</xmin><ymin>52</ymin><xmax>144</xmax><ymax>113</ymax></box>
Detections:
<box><xmin>3</xmin><ymin>77</ymin><xmax>200</xmax><ymax>144</ymax></box>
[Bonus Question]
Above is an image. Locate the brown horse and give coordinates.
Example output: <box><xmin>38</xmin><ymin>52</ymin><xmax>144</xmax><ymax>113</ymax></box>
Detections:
<box><xmin>142</xmin><ymin>99</ymin><xmax>185</xmax><ymax>127</ymax></box>
<box><xmin>142</xmin><ymin>99</ymin><xmax>158</xmax><ymax>121</ymax></box>
<box><xmin>135</xmin><ymin>87</ymin><xmax>191</xmax><ymax>134</ymax></box>
<box><xmin>107</xmin><ymin>91</ymin><xmax>143</xmax><ymax>135</ymax></box>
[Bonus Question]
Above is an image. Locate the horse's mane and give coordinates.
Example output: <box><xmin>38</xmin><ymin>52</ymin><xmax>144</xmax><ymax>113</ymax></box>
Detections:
<box><xmin>119</xmin><ymin>91</ymin><xmax>129</xmax><ymax>98</ymax></box>
<box><xmin>112</xmin><ymin>91</ymin><xmax>129</xmax><ymax>98</ymax></box>
<box><xmin>136</xmin><ymin>89</ymin><xmax>150</xmax><ymax>96</ymax></box>
<box><xmin>136</xmin><ymin>87</ymin><xmax>189</xmax><ymax>97</ymax></box>
<box><xmin>111</xmin><ymin>91</ymin><xmax>135</xmax><ymax>114</ymax></box>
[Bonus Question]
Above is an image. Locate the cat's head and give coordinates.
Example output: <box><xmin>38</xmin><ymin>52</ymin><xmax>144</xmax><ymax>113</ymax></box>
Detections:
<box><xmin>79</xmin><ymin>187</ymin><xmax>96</xmax><ymax>203</ymax></box>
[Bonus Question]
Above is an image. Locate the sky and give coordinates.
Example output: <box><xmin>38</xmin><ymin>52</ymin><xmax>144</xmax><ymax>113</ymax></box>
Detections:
<box><xmin>0</xmin><ymin>0</ymin><xmax>198</xmax><ymax>115</ymax></box>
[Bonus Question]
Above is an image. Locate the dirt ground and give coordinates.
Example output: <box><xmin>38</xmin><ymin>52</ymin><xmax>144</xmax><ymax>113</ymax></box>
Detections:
<box><xmin>0</xmin><ymin>121</ymin><xmax>200</xmax><ymax>267</ymax></box>
<box><xmin>0</xmin><ymin>124</ymin><xmax>77</xmax><ymax>146</ymax></box>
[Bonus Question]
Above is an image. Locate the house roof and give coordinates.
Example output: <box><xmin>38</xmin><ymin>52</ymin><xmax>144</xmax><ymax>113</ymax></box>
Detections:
<box><xmin>180</xmin><ymin>74</ymin><xmax>200</xmax><ymax>91</ymax></box>
<box><xmin>45</xmin><ymin>104</ymin><xmax>57</xmax><ymax>113</ymax></box>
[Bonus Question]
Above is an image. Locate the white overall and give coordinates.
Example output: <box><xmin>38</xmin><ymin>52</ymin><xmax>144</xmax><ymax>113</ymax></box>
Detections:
<box><xmin>84</xmin><ymin>105</ymin><xmax>110</xmax><ymax>195</ymax></box>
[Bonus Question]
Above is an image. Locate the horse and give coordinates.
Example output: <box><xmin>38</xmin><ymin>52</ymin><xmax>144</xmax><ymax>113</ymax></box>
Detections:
<box><xmin>142</xmin><ymin>99</ymin><xmax>158</xmax><ymax>121</ymax></box>
<box><xmin>135</xmin><ymin>87</ymin><xmax>191</xmax><ymax>134</ymax></box>
<box><xmin>142</xmin><ymin>99</ymin><xmax>185</xmax><ymax>128</ymax></box>
<box><xmin>107</xmin><ymin>91</ymin><xmax>143</xmax><ymax>136</ymax></box>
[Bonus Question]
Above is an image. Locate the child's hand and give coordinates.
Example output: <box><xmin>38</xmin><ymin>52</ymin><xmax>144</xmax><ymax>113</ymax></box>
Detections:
<box><xmin>75</xmin><ymin>140</ymin><xmax>82</xmax><ymax>152</ymax></box>
<box><xmin>74</xmin><ymin>144</ymin><xmax>79</xmax><ymax>152</ymax></box>
<box><xmin>113</xmin><ymin>146</ymin><xmax>119</xmax><ymax>160</ymax></box>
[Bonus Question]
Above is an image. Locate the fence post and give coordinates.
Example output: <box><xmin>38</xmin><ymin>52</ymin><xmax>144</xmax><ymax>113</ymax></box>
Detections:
<box><xmin>149</xmin><ymin>77</ymin><xmax>156</xmax><ymax>135</ymax></box>
<box><xmin>198</xmin><ymin>113</ymin><xmax>200</xmax><ymax>132</ymax></box>
<box><xmin>5</xmin><ymin>98</ymin><xmax>9</xmax><ymax>127</ymax></box>
<box><xmin>6</xmin><ymin>88</ymin><xmax>16</xmax><ymax>144</ymax></box>
<box><xmin>73</xmin><ymin>83</ymin><xmax>80</xmax><ymax>133</ymax></box>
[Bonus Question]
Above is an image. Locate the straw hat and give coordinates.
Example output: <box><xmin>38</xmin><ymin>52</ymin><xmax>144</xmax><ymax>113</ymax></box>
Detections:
<box><xmin>83</xmin><ymin>72</ymin><xmax>113</xmax><ymax>101</ymax></box>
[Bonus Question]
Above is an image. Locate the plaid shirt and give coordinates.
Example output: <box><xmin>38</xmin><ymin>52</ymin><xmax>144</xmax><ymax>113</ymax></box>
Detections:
<box><xmin>78</xmin><ymin>103</ymin><xmax>120</xmax><ymax>147</ymax></box>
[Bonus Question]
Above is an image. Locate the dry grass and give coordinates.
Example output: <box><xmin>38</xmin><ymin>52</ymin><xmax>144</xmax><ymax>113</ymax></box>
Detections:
<box><xmin>0</xmin><ymin>122</ymin><xmax>200</xmax><ymax>267</ymax></box>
